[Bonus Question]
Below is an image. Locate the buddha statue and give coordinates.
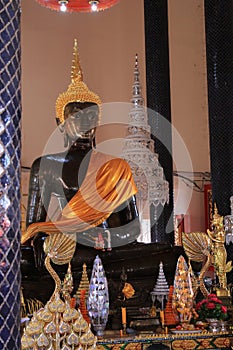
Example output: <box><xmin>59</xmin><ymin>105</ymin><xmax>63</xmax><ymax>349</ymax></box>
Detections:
<box><xmin>21</xmin><ymin>39</ymin><xmax>140</xmax><ymax>268</ymax></box>
<box><xmin>21</xmin><ymin>40</ymin><xmax>182</xmax><ymax>324</ymax></box>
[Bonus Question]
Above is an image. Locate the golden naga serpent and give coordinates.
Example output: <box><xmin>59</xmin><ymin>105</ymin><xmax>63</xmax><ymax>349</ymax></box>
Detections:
<box><xmin>182</xmin><ymin>231</ymin><xmax>212</xmax><ymax>298</ymax></box>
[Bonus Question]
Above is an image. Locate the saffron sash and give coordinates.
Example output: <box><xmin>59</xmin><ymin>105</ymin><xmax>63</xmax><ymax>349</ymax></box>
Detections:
<box><xmin>22</xmin><ymin>152</ymin><xmax>137</xmax><ymax>244</ymax></box>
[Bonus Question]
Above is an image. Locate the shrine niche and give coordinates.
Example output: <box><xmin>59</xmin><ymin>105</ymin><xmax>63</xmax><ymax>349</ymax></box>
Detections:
<box><xmin>20</xmin><ymin>36</ymin><xmax>233</xmax><ymax>350</ymax></box>
<box><xmin>20</xmin><ymin>40</ymin><xmax>183</xmax><ymax>344</ymax></box>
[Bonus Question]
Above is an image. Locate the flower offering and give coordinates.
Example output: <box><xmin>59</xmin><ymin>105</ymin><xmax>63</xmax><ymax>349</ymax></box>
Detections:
<box><xmin>195</xmin><ymin>294</ymin><xmax>228</xmax><ymax>321</ymax></box>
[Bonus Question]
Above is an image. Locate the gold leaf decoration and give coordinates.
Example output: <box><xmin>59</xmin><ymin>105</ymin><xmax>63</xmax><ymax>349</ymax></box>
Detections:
<box><xmin>21</xmin><ymin>334</ymin><xmax>35</xmax><ymax>349</ymax></box>
<box><xmin>73</xmin><ymin>317</ymin><xmax>88</xmax><ymax>333</ymax></box>
<box><xmin>37</xmin><ymin>307</ymin><xmax>53</xmax><ymax>323</ymax></box>
<box><xmin>37</xmin><ymin>333</ymin><xmax>50</xmax><ymax>347</ymax></box>
<box><xmin>67</xmin><ymin>331</ymin><xmax>80</xmax><ymax>345</ymax></box>
<box><xmin>44</xmin><ymin>321</ymin><xmax>57</xmax><ymax>334</ymax></box>
<box><xmin>59</xmin><ymin>320</ymin><xmax>71</xmax><ymax>334</ymax></box>
<box><xmin>25</xmin><ymin>320</ymin><xmax>44</xmax><ymax>335</ymax></box>
<box><xmin>48</xmin><ymin>297</ymin><xmax>66</xmax><ymax>314</ymax></box>
<box><xmin>80</xmin><ymin>326</ymin><xmax>96</xmax><ymax>345</ymax></box>
<box><xmin>182</xmin><ymin>232</ymin><xmax>211</xmax><ymax>262</ymax></box>
<box><xmin>63</xmin><ymin>307</ymin><xmax>79</xmax><ymax>322</ymax></box>
<box><xmin>44</xmin><ymin>233</ymin><xmax>76</xmax><ymax>265</ymax></box>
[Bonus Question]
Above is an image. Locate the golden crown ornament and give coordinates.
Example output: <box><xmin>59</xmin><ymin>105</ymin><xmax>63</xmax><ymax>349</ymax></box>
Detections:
<box><xmin>56</xmin><ymin>39</ymin><xmax>102</xmax><ymax>125</ymax></box>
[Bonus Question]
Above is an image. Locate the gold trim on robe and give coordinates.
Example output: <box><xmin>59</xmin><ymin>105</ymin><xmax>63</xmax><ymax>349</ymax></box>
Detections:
<box><xmin>21</xmin><ymin>152</ymin><xmax>137</xmax><ymax>244</ymax></box>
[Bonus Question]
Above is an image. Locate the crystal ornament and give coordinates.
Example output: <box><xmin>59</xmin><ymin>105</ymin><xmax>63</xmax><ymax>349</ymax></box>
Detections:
<box><xmin>151</xmin><ymin>261</ymin><xmax>169</xmax><ymax>310</ymax></box>
<box><xmin>122</xmin><ymin>55</ymin><xmax>169</xmax><ymax>243</ymax></box>
<box><xmin>87</xmin><ymin>255</ymin><xmax>109</xmax><ymax>336</ymax></box>
<box><xmin>224</xmin><ymin>196</ymin><xmax>233</xmax><ymax>244</ymax></box>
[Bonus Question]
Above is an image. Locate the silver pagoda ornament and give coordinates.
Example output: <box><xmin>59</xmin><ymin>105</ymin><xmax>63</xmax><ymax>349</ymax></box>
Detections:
<box><xmin>122</xmin><ymin>54</ymin><xmax>169</xmax><ymax>243</ymax></box>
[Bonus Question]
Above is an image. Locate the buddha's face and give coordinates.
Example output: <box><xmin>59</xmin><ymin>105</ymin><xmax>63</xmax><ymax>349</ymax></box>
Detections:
<box><xmin>62</xmin><ymin>102</ymin><xmax>99</xmax><ymax>143</ymax></box>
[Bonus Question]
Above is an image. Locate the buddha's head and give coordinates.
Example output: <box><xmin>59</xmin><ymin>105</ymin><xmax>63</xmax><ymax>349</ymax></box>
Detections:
<box><xmin>56</xmin><ymin>39</ymin><xmax>102</xmax><ymax>148</ymax></box>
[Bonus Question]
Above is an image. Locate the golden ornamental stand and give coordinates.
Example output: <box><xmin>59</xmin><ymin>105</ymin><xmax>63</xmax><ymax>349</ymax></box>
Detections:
<box><xmin>21</xmin><ymin>233</ymin><xmax>97</xmax><ymax>350</ymax></box>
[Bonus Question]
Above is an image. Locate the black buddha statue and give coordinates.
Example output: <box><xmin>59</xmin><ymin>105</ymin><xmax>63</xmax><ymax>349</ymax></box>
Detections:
<box><xmin>21</xmin><ymin>40</ymin><xmax>183</xmax><ymax>325</ymax></box>
<box><xmin>22</xmin><ymin>39</ymin><xmax>140</xmax><ymax>267</ymax></box>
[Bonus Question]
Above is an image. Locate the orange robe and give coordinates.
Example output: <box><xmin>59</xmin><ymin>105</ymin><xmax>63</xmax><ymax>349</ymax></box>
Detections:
<box><xmin>21</xmin><ymin>152</ymin><xmax>137</xmax><ymax>244</ymax></box>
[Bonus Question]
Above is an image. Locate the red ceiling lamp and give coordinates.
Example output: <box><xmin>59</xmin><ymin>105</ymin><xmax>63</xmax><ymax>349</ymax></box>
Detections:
<box><xmin>35</xmin><ymin>0</ymin><xmax>120</xmax><ymax>13</ymax></box>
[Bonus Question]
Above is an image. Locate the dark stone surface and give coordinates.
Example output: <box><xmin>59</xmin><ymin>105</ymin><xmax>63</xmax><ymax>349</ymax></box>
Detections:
<box><xmin>144</xmin><ymin>0</ymin><xmax>174</xmax><ymax>242</ymax></box>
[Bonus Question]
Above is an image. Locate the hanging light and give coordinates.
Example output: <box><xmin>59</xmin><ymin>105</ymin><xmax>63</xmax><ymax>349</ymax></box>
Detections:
<box><xmin>35</xmin><ymin>0</ymin><xmax>120</xmax><ymax>13</ymax></box>
<box><xmin>58</xmin><ymin>0</ymin><xmax>68</xmax><ymax>12</ymax></box>
<box><xmin>89</xmin><ymin>1</ymin><xmax>99</xmax><ymax>12</ymax></box>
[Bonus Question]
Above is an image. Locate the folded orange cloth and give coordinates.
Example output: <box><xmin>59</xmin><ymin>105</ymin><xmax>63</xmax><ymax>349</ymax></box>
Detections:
<box><xmin>22</xmin><ymin>152</ymin><xmax>137</xmax><ymax>244</ymax></box>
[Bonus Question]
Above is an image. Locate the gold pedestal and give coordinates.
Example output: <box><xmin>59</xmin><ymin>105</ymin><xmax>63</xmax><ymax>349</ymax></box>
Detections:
<box><xmin>216</xmin><ymin>287</ymin><xmax>231</xmax><ymax>298</ymax></box>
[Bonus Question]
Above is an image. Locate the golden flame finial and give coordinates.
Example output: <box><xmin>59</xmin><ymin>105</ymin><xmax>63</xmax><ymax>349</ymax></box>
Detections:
<box><xmin>213</xmin><ymin>203</ymin><xmax>221</xmax><ymax>224</ymax></box>
<box><xmin>214</xmin><ymin>202</ymin><xmax>218</xmax><ymax>214</ymax></box>
<box><xmin>71</xmin><ymin>39</ymin><xmax>83</xmax><ymax>82</ymax></box>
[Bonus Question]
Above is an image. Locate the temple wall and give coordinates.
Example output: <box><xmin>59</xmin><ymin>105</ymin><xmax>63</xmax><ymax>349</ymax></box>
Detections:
<box><xmin>168</xmin><ymin>0</ymin><xmax>210</xmax><ymax>231</ymax></box>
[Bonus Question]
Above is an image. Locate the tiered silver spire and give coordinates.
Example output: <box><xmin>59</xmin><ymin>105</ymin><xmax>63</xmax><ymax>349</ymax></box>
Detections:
<box><xmin>122</xmin><ymin>54</ymin><xmax>169</xmax><ymax>243</ymax></box>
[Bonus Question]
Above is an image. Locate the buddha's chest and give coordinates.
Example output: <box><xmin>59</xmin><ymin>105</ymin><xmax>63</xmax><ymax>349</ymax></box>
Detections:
<box><xmin>48</xmin><ymin>157</ymin><xmax>90</xmax><ymax>202</ymax></box>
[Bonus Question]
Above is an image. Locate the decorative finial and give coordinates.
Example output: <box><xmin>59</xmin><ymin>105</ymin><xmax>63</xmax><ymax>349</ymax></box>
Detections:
<box><xmin>131</xmin><ymin>53</ymin><xmax>143</xmax><ymax>106</ymax></box>
<box><xmin>71</xmin><ymin>39</ymin><xmax>83</xmax><ymax>83</ymax></box>
<box><xmin>122</xmin><ymin>54</ymin><xmax>169</xmax><ymax>243</ymax></box>
<box><xmin>135</xmin><ymin>53</ymin><xmax>138</xmax><ymax>69</ymax></box>
<box><xmin>61</xmin><ymin>262</ymin><xmax>74</xmax><ymax>302</ymax></box>
<box><xmin>55</xmin><ymin>39</ymin><xmax>102</xmax><ymax>124</ymax></box>
<box><xmin>214</xmin><ymin>202</ymin><xmax>218</xmax><ymax>214</ymax></box>
<box><xmin>212</xmin><ymin>203</ymin><xmax>222</xmax><ymax>227</ymax></box>
<box><xmin>76</xmin><ymin>262</ymin><xmax>90</xmax><ymax>301</ymax></box>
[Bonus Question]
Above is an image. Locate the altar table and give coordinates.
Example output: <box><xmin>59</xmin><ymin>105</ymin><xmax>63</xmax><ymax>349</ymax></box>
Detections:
<box><xmin>97</xmin><ymin>331</ymin><xmax>233</xmax><ymax>350</ymax></box>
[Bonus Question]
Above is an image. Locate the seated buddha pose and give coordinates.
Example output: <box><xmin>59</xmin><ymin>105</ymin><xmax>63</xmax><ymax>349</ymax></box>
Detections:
<box><xmin>22</xmin><ymin>39</ymin><xmax>140</xmax><ymax>268</ymax></box>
